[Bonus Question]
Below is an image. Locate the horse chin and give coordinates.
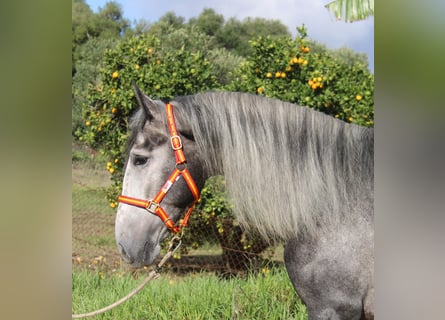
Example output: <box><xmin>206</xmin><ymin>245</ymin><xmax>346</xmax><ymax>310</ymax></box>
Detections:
<box><xmin>118</xmin><ymin>241</ymin><xmax>161</xmax><ymax>268</ymax></box>
<box><xmin>140</xmin><ymin>242</ymin><xmax>161</xmax><ymax>267</ymax></box>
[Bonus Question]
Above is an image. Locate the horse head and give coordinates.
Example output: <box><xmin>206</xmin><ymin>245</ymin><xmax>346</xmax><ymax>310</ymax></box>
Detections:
<box><xmin>115</xmin><ymin>84</ymin><xmax>206</xmax><ymax>267</ymax></box>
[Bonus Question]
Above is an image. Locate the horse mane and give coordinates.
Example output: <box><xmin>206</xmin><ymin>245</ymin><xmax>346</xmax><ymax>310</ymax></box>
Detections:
<box><xmin>170</xmin><ymin>92</ymin><xmax>374</xmax><ymax>241</ymax></box>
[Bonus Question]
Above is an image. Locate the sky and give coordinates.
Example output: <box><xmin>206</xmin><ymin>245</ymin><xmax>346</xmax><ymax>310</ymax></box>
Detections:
<box><xmin>85</xmin><ymin>0</ymin><xmax>374</xmax><ymax>71</ymax></box>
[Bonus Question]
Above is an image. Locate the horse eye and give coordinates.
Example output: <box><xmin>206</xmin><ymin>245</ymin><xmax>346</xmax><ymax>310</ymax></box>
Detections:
<box><xmin>133</xmin><ymin>155</ymin><xmax>149</xmax><ymax>166</ymax></box>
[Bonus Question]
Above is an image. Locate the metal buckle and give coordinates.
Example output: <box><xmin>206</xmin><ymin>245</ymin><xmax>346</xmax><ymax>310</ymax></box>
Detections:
<box><xmin>146</xmin><ymin>201</ymin><xmax>159</xmax><ymax>215</ymax></box>
<box><xmin>170</xmin><ymin>135</ymin><xmax>182</xmax><ymax>151</ymax></box>
<box><xmin>175</xmin><ymin>162</ymin><xmax>187</xmax><ymax>171</ymax></box>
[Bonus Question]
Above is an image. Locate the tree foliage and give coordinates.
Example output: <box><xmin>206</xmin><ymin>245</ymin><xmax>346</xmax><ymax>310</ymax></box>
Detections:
<box><xmin>72</xmin><ymin>0</ymin><xmax>129</xmax><ymax>74</ymax></box>
<box><xmin>214</xmin><ymin>16</ymin><xmax>290</xmax><ymax>56</ymax></box>
<box><xmin>189</xmin><ymin>8</ymin><xmax>225</xmax><ymax>37</ymax></box>
<box><xmin>226</xmin><ymin>25</ymin><xmax>373</xmax><ymax>127</ymax></box>
<box><xmin>72</xmin><ymin>0</ymin><xmax>129</xmax><ymax>133</ymax></box>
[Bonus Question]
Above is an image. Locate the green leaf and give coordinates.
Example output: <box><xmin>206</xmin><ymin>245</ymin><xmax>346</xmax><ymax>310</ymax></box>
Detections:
<box><xmin>325</xmin><ymin>0</ymin><xmax>374</xmax><ymax>22</ymax></box>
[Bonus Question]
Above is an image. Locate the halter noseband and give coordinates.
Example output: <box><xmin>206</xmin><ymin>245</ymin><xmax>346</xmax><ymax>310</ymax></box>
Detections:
<box><xmin>118</xmin><ymin>103</ymin><xmax>200</xmax><ymax>234</ymax></box>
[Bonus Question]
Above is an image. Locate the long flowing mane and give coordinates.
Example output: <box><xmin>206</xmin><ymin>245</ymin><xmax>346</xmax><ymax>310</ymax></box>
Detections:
<box><xmin>171</xmin><ymin>92</ymin><xmax>374</xmax><ymax>241</ymax></box>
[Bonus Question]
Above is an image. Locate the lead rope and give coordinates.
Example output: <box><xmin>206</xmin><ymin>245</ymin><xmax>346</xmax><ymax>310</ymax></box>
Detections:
<box><xmin>72</xmin><ymin>235</ymin><xmax>182</xmax><ymax>319</ymax></box>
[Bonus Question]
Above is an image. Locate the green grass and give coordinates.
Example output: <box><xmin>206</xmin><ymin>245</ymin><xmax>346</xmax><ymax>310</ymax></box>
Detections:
<box><xmin>72</xmin><ymin>184</ymin><xmax>114</xmax><ymax>215</ymax></box>
<box><xmin>72</xmin><ymin>268</ymin><xmax>307</xmax><ymax>319</ymax></box>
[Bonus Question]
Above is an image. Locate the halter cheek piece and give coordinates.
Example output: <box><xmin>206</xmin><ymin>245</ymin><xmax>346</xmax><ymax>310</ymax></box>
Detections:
<box><xmin>118</xmin><ymin>103</ymin><xmax>200</xmax><ymax>234</ymax></box>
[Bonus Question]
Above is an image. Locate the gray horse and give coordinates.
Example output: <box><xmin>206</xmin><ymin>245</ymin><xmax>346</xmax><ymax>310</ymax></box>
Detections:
<box><xmin>116</xmin><ymin>84</ymin><xmax>374</xmax><ymax>319</ymax></box>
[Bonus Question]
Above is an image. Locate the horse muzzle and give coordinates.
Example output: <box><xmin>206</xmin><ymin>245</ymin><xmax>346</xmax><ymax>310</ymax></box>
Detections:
<box><xmin>117</xmin><ymin>239</ymin><xmax>161</xmax><ymax>267</ymax></box>
<box><xmin>115</xmin><ymin>204</ymin><xmax>166</xmax><ymax>267</ymax></box>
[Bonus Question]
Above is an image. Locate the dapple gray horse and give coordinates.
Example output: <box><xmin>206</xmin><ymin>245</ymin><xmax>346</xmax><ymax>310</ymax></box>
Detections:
<box><xmin>116</xmin><ymin>84</ymin><xmax>374</xmax><ymax>319</ymax></box>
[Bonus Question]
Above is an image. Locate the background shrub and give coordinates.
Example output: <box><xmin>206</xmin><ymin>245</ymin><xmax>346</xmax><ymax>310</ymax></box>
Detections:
<box><xmin>226</xmin><ymin>25</ymin><xmax>374</xmax><ymax>127</ymax></box>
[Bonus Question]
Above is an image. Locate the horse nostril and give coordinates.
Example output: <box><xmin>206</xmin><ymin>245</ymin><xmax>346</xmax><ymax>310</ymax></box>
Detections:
<box><xmin>118</xmin><ymin>242</ymin><xmax>134</xmax><ymax>264</ymax></box>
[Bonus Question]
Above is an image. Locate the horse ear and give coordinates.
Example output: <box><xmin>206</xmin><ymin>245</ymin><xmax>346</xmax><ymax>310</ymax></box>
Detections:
<box><xmin>132</xmin><ymin>82</ymin><xmax>159</xmax><ymax>122</ymax></box>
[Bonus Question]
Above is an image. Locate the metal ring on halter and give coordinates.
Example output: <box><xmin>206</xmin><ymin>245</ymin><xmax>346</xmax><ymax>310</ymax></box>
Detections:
<box><xmin>169</xmin><ymin>236</ymin><xmax>182</xmax><ymax>255</ymax></box>
<box><xmin>175</xmin><ymin>162</ymin><xmax>187</xmax><ymax>171</ymax></box>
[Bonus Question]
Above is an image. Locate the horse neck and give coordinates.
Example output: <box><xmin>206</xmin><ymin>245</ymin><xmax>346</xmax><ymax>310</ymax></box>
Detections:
<box><xmin>176</xmin><ymin>93</ymin><xmax>373</xmax><ymax>240</ymax></box>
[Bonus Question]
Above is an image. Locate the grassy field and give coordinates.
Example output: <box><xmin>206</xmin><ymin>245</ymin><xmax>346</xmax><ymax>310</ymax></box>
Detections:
<box><xmin>72</xmin><ymin>268</ymin><xmax>307</xmax><ymax>319</ymax></box>
<box><xmin>72</xmin><ymin>145</ymin><xmax>308</xmax><ymax>319</ymax></box>
<box><xmin>72</xmin><ymin>158</ymin><xmax>123</xmax><ymax>271</ymax></box>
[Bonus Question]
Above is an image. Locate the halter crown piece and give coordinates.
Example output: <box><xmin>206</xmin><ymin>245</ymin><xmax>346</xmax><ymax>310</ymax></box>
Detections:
<box><xmin>118</xmin><ymin>103</ymin><xmax>200</xmax><ymax>234</ymax></box>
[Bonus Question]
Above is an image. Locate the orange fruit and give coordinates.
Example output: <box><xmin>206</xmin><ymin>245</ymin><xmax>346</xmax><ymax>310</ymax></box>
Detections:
<box><xmin>112</xmin><ymin>71</ymin><xmax>119</xmax><ymax>79</ymax></box>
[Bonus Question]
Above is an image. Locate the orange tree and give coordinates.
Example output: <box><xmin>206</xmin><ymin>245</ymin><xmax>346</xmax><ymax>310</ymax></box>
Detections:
<box><xmin>226</xmin><ymin>25</ymin><xmax>374</xmax><ymax>127</ymax></box>
<box><xmin>76</xmin><ymin>34</ymin><xmax>218</xmax><ymax>205</ymax></box>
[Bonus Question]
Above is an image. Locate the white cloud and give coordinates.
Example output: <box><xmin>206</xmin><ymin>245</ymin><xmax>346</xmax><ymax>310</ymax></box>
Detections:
<box><xmin>208</xmin><ymin>0</ymin><xmax>373</xmax><ymax>55</ymax></box>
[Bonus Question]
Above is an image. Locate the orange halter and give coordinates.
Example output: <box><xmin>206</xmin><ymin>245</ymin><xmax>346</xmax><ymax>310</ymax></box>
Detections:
<box><xmin>118</xmin><ymin>103</ymin><xmax>200</xmax><ymax>234</ymax></box>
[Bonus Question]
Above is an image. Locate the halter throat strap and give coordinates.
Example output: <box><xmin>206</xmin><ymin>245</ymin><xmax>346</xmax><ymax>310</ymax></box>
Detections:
<box><xmin>118</xmin><ymin>103</ymin><xmax>200</xmax><ymax>234</ymax></box>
